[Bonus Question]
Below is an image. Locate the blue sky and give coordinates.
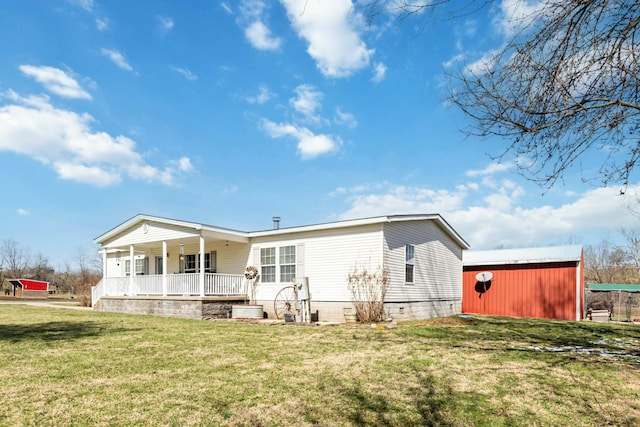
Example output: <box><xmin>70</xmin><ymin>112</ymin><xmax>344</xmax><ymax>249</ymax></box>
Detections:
<box><xmin>0</xmin><ymin>0</ymin><xmax>638</xmax><ymax>267</ymax></box>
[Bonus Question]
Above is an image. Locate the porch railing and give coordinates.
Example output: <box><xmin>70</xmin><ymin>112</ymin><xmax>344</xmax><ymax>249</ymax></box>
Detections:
<box><xmin>98</xmin><ymin>273</ymin><xmax>246</xmax><ymax>298</ymax></box>
<box><xmin>91</xmin><ymin>279</ymin><xmax>105</xmax><ymax>307</ymax></box>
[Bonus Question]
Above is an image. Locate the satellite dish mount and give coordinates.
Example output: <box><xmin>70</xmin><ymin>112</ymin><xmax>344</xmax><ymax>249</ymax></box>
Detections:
<box><xmin>475</xmin><ymin>271</ymin><xmax>493</xmax><ymax>294</ymax></box>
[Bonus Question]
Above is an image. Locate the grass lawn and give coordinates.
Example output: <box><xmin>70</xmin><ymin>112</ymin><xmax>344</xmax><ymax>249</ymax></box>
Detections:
<box><xmin>0</xmin><ymin>306</ymin><xmax>639</xmax><ymax>426</ymax></box>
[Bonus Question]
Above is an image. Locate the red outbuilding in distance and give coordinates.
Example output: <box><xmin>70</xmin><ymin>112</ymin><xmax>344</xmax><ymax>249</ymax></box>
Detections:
<box><xmin>7</xmin><ymin>279</ymin><xmax>49</xmax><ymax>299</ymax></box>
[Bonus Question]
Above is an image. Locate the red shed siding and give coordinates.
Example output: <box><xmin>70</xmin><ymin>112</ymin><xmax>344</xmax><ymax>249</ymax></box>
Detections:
<box><xmin>19</xmin><ymin>279</ymin><xmax>49</xmax><ymax>291</ymax></box>
<box><xmin>463</xmin><ymin>261</ymin><xmax>582</xmax><ymax>320</ymax></box>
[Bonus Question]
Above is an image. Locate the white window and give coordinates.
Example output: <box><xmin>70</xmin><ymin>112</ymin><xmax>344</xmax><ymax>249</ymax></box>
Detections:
<box><xmin>125</xmin><ymin>258</ymin><xmax>147</xmax><ymax>276</ymax></box>
<box><xmin>405</xmin><ymin>244</ymin><xmax>415</xmax><ymax>283</ymax></box>
<box><xmin>279</xmin><ymin>245</ymin><xmax>296</xmax><ymax>282</ymax></box>
<box><xmin>260</xmin><ymin>246</ymin><xmax>296</xmax><ymax>283</ymax></box>
<box><xmin>184</xmin><ymin>254</ymin><xmax>196</xmax><ymax>273</ymax></box>
<box><xmin>261</xmin><ymin>247</ymin><xmax>276</xmax><ymax>282</ymax></box>
<box><xmin>205</xmin><ymin>251</ymin><xmax>217</xmax><ymax>273</ymax></box>
<box><xmin>183</xmin><ymin>252</ymin><xmax>216</xmax><ymax>273</ymax></box>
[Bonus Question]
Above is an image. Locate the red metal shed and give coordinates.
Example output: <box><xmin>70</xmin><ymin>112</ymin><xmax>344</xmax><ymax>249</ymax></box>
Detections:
<box><xmin>8</xmin><ymin>279</ymin><xmax>49</xmax><ymax>299</ymax></box>
<box><xmin>462</xmin><ymin>246</ymin><xmax>584</xmax><ymax>321</ymax></box>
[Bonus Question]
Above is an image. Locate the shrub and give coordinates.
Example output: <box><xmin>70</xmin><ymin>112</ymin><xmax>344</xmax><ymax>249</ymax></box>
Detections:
<box><xmin>347</xmin><ymin>265</ymin><xmax>390</xmax><ymax>322</ymax></box>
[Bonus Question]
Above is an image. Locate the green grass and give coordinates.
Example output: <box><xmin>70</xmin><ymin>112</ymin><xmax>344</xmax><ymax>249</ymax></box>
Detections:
<box><xmin>1</xmin><ymin>307</ymin><xmax>639</xmax><ymax>426</ymax></box>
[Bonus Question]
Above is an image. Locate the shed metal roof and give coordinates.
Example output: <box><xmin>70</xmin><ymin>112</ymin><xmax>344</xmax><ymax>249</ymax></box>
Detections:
<box><xmin>587</xmin><ymin>283</ymin><xmax>640</xmax><ymax>292</ymax></box>
<box><xmin>463</xmin><ymin>245</ymin><xmax>583</xmax><ymax>266</ymax></box>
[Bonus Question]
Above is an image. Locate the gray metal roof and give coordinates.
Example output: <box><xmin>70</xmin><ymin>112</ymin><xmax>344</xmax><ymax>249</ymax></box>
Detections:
<box><xmin>463</xmin><ymin>245</ymin><xmax>583</xmax><ymax>266</ymax></box>
<box><xmin>95</xmin><ymin>213</ymin><xmax>469</xmax><ymax>249</ymax></box>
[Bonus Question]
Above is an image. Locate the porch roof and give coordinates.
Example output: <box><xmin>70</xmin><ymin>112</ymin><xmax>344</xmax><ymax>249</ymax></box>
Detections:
<box><xmin>94</xmin><ymin>214</ymin><xmax>250</xmax><ymax>246</ymax></box>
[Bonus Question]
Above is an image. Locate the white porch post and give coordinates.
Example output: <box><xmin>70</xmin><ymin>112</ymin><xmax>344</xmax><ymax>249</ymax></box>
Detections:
<box><xmin>129</xmin><ymin>245</ymin><xmax>135</xmax><ymax>295</ymax></box>
<box><xmin>162</xmin><ymin>240</ymin><xmax>168</xmax><ymax>296</ymax></box>
<box><xmin>199</xmin><ymin>234</ymin><xmax>205</xmax><ymax>296</ymax></box>
<box><xmin>102</xmin><ymin>249</ymin><xmax>107</xmax><ymax>280</ymax></box>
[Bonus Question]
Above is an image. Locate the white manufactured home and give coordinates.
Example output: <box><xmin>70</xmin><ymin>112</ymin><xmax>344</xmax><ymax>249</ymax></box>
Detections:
<box><xmin>92</xmin><ymin>214</ymin><xmax>469</xmax><ymax>322</ymax></box>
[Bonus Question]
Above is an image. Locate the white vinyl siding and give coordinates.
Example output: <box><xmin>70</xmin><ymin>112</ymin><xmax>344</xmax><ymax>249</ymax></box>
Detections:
<box><xmin>108</xmin><ymin>221</ymin><xmax>201</xmax><ymax>247</ymax></box>
<box><xmin>383</xmin><ymin>220</ymin><xmax>463</xmax><ymax>303</ymax></box>
<box><xmin>250</xmin><ymin>224</ymin><xmax>384</xmax><ymax>303</ymax></box>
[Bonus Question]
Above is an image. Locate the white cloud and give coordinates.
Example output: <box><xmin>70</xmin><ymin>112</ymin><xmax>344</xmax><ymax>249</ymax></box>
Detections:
<box><xmin>246</xmin><ymin>84</ymin><xmax>275</xmax><ymax>104</ymax></box>
<box><xmin>442</xmin><ymin>53</ymin><xmax>465</xmax><ymax>69</ymax></box>
<box><xmin>371</xmin><ymin>62</ymin><xmax>387</xmax><ymax>83</ymax></box>
<box><xmin>100</xmin><ymin>48</ymin><xmax>133</xmax><ymax>72</ymax></box>
<box><xmin>261</xmin><ymin>119</ymin><xmax>339</xmax><ymax>159</ymax></box>
<box><xmin>172</xmin><ymin>67</ymin><xmax>197</xmax><ymax>81</ymax></box>
<box><xmin>239</xmin><ymin>1</ymin><xmax>281</xmax><ymax>51</ymax></box>
<box><xmin>334</xmin><ymin>107</ymin><xmax>357</xmax><ymax>129</ymax></box>
<box><xmin>333</xmin><ymin>176</ymin><xmax>640</xmax><ymax>249</ymax></box>
<box><xmin>177</xmin><ymin>157</ymin><xmax>193</xmax><ymax>172</ymax></box>
<box><xmin>158</xmin><ymin>15</ymin><xmax>174</xmax><ymax>33</ymax></box>
<box><xmin>466</xmin><ymin>162</ymin><xmax>513</xmax><ymax>177</ymax></box>
<box><xmin>96</xmin><ymin>18</ymin><xmax>109</xmax><ymax>31</ymax></box>
<box><xmin>67</xmin><ymin>0</ymin><xmax>93</xmax><ymax>12</ymax></box>
<box><xmin>245</xmin><ymin>21</ymin><xmax>281</xmax><ymax>50</ymax></box>
<box><xmin>17</xmin><ymin>208</ymin><xmax>30</xmax><ymax>216</ymax></box>
<box><xmin>290</xmin><ymin>84</ymin><xmax>323</xmax><ymax>120</ymax></box>
<box><xmin>224</xmin><ymin>184</ymin><xmax>239</xmax><ymax>194</ymax></box>
<box><xmin>0</xmin><ymin>91</ymin><xmax>190</xmax><ymax>187</ymax></box>
<box><xmin>280</xmin><ymin>0</ymin><xmax>374</xmax><ymax>78</ymax></box>
<box><xmin>495</xmin><ymin>0</ymin><xmax>544</xmax><ymax>37</ymax></box>
<box><xmin>221</xmin><ymin>3</ymin><xmax>233</xmax><ymax>15</ymax></box>
<box><xmin>19</xmin><ymin>65</ymin><xmax>91</xmax><ymax>100</ymax></box>
<box><xmin>464</xmin><ymin>48</ymin><xmax>502</xmax><ymax>76</ymax></box>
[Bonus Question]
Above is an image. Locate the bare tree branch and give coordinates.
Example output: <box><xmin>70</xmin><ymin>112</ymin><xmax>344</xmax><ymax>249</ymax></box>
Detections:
<box><xmin>364</xmin><ymin>0</ymin><xmax>640</xmax><ymax>188</ymax></box>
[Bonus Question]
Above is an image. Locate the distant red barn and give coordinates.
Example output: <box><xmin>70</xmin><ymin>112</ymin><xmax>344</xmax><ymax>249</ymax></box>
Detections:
<box><xmin>462</xmin><ymin>246</ymin><xmax>584</xmax><ymax>321</ymax></box>
<box><xmin>8</xmin><ymin>279</ymin><xmax>49</xmax><ymax>299</ymax></box>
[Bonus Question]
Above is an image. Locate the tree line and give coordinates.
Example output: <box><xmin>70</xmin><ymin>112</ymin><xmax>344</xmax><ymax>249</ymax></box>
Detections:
<box><xmin>584</xmin><ymin>229</ymin><xmax>640</xmax><ymax>284</ymax></box>
<box><xmin>0</xmin><ymin>238</ymin><xmax>101</xmax><ymax>306</ymax></box>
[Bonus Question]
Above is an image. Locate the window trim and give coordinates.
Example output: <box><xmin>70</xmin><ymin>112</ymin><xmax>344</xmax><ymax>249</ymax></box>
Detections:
<box><xmin>405</xmin><ymin>244</ymin><xmax>415</xmax><ymax>284</ymax></box>
<box><xmin>279</xmin><ymin>245</ymin><xmax>296</xmax><ymax>283</ymax></box>
<box><xmin>125</xmin><ymin>258</ymin><xmax>146</xmax><ymax>276</ymax></box>
<box><xmin>183</xmin><ymin>252</ymin><xmax>217</xmax><ymax>273</ymax></box>
<box><xmin>260</xmin><ymin>247</ymin><xmax>276</xmax><ymax>283</ymax></box>
<box><xmin>259</xmin><ymin>246</ymin><xmax>296</xmax><ymax>283</ymax></box>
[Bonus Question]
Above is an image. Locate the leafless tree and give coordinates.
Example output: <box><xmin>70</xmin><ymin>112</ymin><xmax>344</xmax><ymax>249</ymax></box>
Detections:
<box><xmin>31</xmin><ymin>253</ymin><xmax>54</xmax><ymax>282</ymax></box>
<box><xmin>73</xmin><ymin>246</ymin><xmax>102</xmax><ymax>307</ymax></box>
<box><xmin>364</xmin><ymin>0</ymin><xmax>640</xmax><ymax>188</ymax></box>
<box><xmin>1</xmin><ymin>238</ymin><xmax>31</xmax><ymax>279</ymax></box>
<box><xmin>584</xmin><ymin>240</ymin><xmax>628</xmax><ymax>283</ymax></box>
<box><xmin>620</xmin><ymin>228</ymin><xmax>640</xmax><ymax>280</ymax></box>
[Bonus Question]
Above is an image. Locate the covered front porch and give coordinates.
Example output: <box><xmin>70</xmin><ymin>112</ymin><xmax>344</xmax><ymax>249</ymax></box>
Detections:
<box><xmin>93</xmin><ymin>215</ymin><xmax>255</xmax><ymax>307</ymax></box>
<box><xmin>92</xmin><ymin>272</ymin><xmax>247</xmax><ymax>305</ymax></box>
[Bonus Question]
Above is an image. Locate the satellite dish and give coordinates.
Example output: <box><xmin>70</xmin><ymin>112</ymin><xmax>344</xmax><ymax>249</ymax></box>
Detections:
<box><xmin>475</xmin><ymin>271</ymin><xmax>493</xmax><ymax>282</ymax></box>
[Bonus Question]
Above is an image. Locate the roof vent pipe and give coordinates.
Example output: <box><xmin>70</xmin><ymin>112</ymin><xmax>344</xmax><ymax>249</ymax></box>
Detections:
<box><xmin>272</xmin><ymin>216</ymin><xmax>281</xmax><ymax>230</ymax></box>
